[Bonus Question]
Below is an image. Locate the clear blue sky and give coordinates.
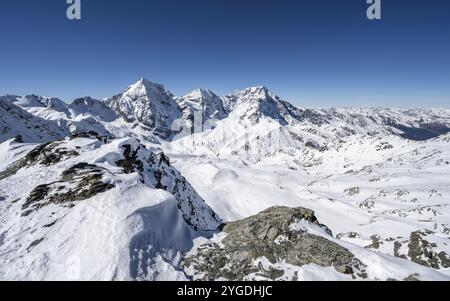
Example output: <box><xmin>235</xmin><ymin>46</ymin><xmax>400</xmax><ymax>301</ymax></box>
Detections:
<box><xmin>0</xmin><ymin>0</ymin><xmax>449</xmax><ymax>107</ymax></box>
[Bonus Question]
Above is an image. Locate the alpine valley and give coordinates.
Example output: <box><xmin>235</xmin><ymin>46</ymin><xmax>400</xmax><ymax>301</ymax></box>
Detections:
<box><xmin>1</xmin><ymin>78</ymin><xmax>450</xmax><ymax>281</ymax></box>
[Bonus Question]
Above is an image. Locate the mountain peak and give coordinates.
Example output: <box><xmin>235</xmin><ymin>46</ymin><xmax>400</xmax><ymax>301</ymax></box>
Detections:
<box><xmin>130</xmin><ymin>77</ymin><xmax>154</xmax><ymax>89</ymax></box>
<box><xmin>185</xmin><ymin>88</ymin><xmax>217</xmax><ymax>100</ymax></box>
<box><xmin>74</xmin><ymin>96</ymin><xmax>95</xmax><ymax>101</ymax></box>
<box><xmin>137</xmin><ymin>77</ymin><xmax>152</xmax><ymax>85</ymax></box>
<box><xmin>223</xmin><ymin>86</ymin><xmax>277</xmax><ymax>110</ymax></box>
<box><xmin>238</xmin><ymin>86</ymin><xmax>272</xmax><ymax>97</ymax></box>
<box><xmin>108</xmin><ymin>78</ymin><xmax>181</xmax><ymax>139</ymax></box>
<box><xmin>250</xmin><ymin>85</ymin><xmax>269</xmax><ymax>91</ymax></box>
<box><xmin>124</xmin><ymin>78</ymin><xmax>172</xmax><ymax>98</ymax></box>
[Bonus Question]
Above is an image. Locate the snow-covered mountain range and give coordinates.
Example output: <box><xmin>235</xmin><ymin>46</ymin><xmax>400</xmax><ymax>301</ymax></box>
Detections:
<box><xmin>1</xmin><ymin>78</ymin><xmax>450</xmax><ymax>280</ymax></box>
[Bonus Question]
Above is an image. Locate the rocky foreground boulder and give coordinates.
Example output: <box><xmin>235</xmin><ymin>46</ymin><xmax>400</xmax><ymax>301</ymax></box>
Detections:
<box><xmin>184</xmin><ymin>206</ymin><xmax>368</xmax><ymax>281</ymax></box>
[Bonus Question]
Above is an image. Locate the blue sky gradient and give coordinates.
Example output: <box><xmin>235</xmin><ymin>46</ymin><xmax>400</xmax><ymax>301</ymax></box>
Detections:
<box><xmin>0</xmin><ymin>0</ymin><xmax>449</xmax><ymax>107</ymax></box>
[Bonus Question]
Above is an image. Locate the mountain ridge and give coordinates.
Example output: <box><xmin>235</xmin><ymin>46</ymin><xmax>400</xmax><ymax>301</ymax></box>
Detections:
<box><xmin>1</xmin><ymin>78</ymin><xmax>450</xmax><ymax>281</ymax></box>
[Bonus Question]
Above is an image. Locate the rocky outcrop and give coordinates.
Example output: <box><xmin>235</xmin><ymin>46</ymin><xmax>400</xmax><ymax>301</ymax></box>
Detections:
<box><xmin>184</xmin><ymin>206</ymin><xmax>367</xmax><ymax>281</ymax></box>
<box><xmin>396</xmin><ymin>231</ymin><xmax>450</xmax><ymax>269</ymax></box>
<box><xmin>363</xmin><ymin>230</ymin><xmax>450</xmax><ymax>270</ymax></box>
<box><xmin>115</xmin><ymin>142</ymin><xmax>222</xmax><ymax>231</ymax></box>
<box><xmin>0</xmin><ymin>141</ymin><xmax>79</xmax><ymax>180</ymax></box>
<box><xmin>22</xmin><ymin>163</ymin><xmax>115</xmax><ymax>216</ymax></box>
<box><xmin>0</xmin><ymin>132</ymin><xmax>113</xmax><ymax>181</ymax></box>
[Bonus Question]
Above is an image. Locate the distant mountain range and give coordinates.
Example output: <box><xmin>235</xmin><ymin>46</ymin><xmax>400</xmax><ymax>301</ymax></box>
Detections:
<box><xmin>1</xmin><ymin>78</ymin><xmax>450</xmax><ymax>281</ymax></box>
<box><xmin>2</xmin><ymin>78</ymin><xmax>449</xmax><ymax>144</ymax></box>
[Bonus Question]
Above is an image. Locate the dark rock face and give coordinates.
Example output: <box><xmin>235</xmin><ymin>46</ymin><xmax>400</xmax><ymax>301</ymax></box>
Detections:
<box><xmin>116</xmin><ymin>144</ymin><xmax>144</xmax><ymax>175</ymax></box>
<box><xmin>13</xmin><ymin>135</ymin><xmax>24</xmax><ymax>143</ymax></box>
<box><xmin>366</xmin><ymin>230</ymin><xmax>450</xmax><ymax>270</ymax></box>
<box><xmin>184</xmin><ymin>206</ymin><xmax>367</xmax><ymax>281</ymax></box>
<box><xmin>22</xmin><ymin>163</ymin><xmax>114</xmax><ymax>216</ymax></box>
<box><xmin>406</xmin><ymin>231</ymin><xmax>450</xmax><ymax>269</ymax></box>
<box><xmin>29</xmin><ymin>143</ymin><xmax>80</xmax><ymax>167</ymax></box>
<box><xmin>305</xmin><ymin>140</ymin><xmax>320</xmax><ymax>150</ymax></box>
<box><xmin>27</xmin><ymin>238</ymin><xmax>45</xmax><ymax>252</ymax></box>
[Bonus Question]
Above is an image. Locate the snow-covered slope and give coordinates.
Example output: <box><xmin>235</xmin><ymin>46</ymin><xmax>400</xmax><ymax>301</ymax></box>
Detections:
<box><xmin>1</xmin><ymin>79</ymin><xmax>450</xmax><ymax>281</ymax></box>
<box><xmin>171</xmin><ymin>86</ymin><xmax>450</xmax><ymax>164</ymax></box>
<box><xmin>184</xmin><ymin>206</ymin><xmax>449</xmax><ymax>281</ymax></box>
<box><xmin>4</xmin><ymin>94</ymin><xmax>71</xmax><ymax>121</ymax></box>
<box><xmin>0</xmin><ymin>98</ymin><xmax>69</xmax><ymax>143</ymax></box>
<box><xmin>108</xmin><ymin>79</ymin><xmax>182</xmax><ymax>139</ymax></box>
<box><xmin>69</xmin><ymin>97</ymin><xmax>118</xmax><ymax>122</ymax></box>
<box><xmin>0</xmin><ymin>136</ymin><xmax>221</xmax><ymax>280</ymax></box>
<box><xmin>1</xmin><ymin>94</ymin><xmax>115</xmax><ymax>142</ymax></box>
<box><xmin>2</xmin><ymin>133</ymin><xmax>448</xmax><ymax>280</ymax></box>
<box><xmin>166</xmin><ymin>132</ymin><xmax>450</xmax><ymax>279</ymax></box>
<box><xmin>7</xmin><ymin>94</ymin><xmax>70</xmax><ymax>115</ymax></box>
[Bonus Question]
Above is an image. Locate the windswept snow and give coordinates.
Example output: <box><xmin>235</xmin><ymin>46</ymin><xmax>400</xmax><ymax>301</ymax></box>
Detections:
<box><xmin>0</xmin><ymin>136</ymin><xmax>220</xmax><ymax>280</ymax></box>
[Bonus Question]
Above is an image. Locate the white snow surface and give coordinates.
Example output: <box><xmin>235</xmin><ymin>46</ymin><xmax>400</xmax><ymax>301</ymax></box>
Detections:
<box><xmin>0</xmin><ymin>98</ymin><xmax>69</xmax><ymax>143</ymax></box>
<box><xmin>0</xmin><ymin>137</ymin><xmax>220</xmax><ymax>280</ymax></box>
<box><xmin>1</xmin><ymin>79</ymin><xmax>450</xmax><ymax>280</ymax></box>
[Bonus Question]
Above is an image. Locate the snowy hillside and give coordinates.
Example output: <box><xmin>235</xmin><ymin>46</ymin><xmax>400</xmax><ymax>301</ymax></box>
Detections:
<box><xmin>0</xmin><ymin>135</ymin><xmax>221</xmax><ymax>280</ymax></box>
<box><xmin>0</xmin><ymin>98</ymin><xmax>69</xmax><ymax>143</ymax></box>
<box><xmin>0</xmin><ymin>95</ymin><xmax>113</xmax><ymax>142</ymax></box>
<box><xmin>1</xmin><ymin>78</ymin><xmax>450</xmax><ymax>281</ymax></box>
<box><xmin>69</xmin><ymin>97</ymin><xmax>117</xmax><ymax>122</ymax></box>
<box><xmin>166</xmin><ymin>133</ymin><xmax>450</xmax><ymax>279</ymax></box>
<box><xmin>7</xmin><ymin>94</ymin><xmax>71</xmax><ymax>116</ymax></box>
